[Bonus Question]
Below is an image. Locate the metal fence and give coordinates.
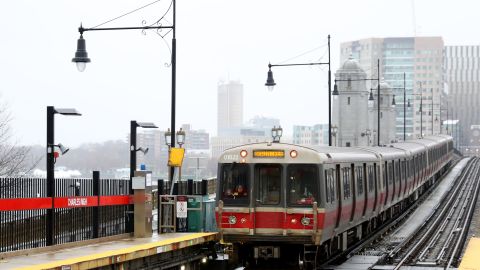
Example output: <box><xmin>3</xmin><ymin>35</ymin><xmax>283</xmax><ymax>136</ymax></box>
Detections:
<box><xmin>0</xmin><ymin>173</ymin><xmax>129</xmax><ymax>253</ymax></box>
<box><xmin>0</xmin><ymin>175</ymin><xmax>217</xmax><ymax>253</ymax></box>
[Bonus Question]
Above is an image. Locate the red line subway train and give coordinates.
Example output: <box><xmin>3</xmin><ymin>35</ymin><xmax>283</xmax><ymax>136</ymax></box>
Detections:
<box><xmin>215</xmin><ymin>135</ymin><xmax>453</xmax><ymax>267</ymax></box>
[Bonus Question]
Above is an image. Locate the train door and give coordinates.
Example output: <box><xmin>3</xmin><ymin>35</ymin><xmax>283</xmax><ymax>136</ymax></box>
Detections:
<box><xmin>254</xmin><ymin>164</ymin><xmax>283</xmax><ymax>235</ymax></box>
<box><xmin>335</xmin><ymin>164</ymin><xmax>341</xmax><ymax>229</ymax></box>
<box><xmin>350</xmin><ymin>164</ymin><xmax>356</xmax><ymax>222</ymax></box>
<box><xmin>362</xmin><ymin>163</ymin><xmax>368</xmax><ymax>216</ymax></box>
<box><xmin>384</xmin><ymin>161</ymin><xmax>389</xmax><ymax>207</ymax></box>
<box><xmin>373</xmin><ymin>163</ymin><xmax>378</xmax><ymax>212</ymax></box>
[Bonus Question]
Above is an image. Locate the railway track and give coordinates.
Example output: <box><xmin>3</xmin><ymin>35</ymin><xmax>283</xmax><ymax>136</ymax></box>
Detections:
<box><xmin>386</xmin><ymin>157</ymin><xmax>480</xmax><ymax>269</ymax></box>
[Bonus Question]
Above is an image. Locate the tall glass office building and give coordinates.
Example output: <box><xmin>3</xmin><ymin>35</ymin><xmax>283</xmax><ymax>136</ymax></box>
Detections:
<box><xmin>340</xmin><ymin>37</ymin><xmax>444</xmax><ymax>140</ymax></box>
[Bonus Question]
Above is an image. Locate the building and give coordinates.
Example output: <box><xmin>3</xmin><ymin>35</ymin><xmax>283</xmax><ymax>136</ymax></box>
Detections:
<box><xmin>217</xmin><ymin>80</ymin><xmax>244</xmax><ymax>136</ymax></box>
<box><xmin>444</xmin><ymin>45</ymin><xmax>480</xmax><ymax>153</ymax></box>
<box><xmin>180</xmin><ymin>124</ymin><xmax>209</xmax><ymax>150</ymax></box>
<box><xmin>292</xmin><ymin>124</ymin><xmax>329</xmax><ymax>146</ymax></box>
<box><xmin>332</xmin><ymin>57</ymin><xmax>371</xmax><ymax>147</ymax></box>
<box><xmin>341</xmin><ymin>37</ymin><xmax>444</xmax><ymax>139</ymax></box>
<box><xmin>134</xmin><ymin>124</ymin><xmax>210</xmax><ymax>179</ymax></box>
<box><xmin>332</xmin><ymin>57</ymin><xmax>396</xmax><ymax>146</ymax></box>
<box><xmin>211</xmin><ymin>136</ymin><xmax>267</xmax><ymax>158</ymax></box>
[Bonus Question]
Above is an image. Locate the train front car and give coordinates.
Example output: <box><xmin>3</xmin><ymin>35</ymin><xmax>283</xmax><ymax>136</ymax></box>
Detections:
<box><xmin>216</xmin><ymin>142</ymin><xmax>326</xmax><ymax>266</ymax></box>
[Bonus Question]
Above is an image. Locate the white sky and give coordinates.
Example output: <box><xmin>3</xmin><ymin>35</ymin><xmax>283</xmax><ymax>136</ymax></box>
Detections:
<box><xmin>0</xmin><ymin>0</ymin><xmax>478</xmax><ymax>147</ymax></box>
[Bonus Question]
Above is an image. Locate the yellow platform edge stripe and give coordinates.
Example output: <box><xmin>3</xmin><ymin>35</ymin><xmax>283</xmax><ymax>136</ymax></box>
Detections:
<box><xmin>14</xmin><ymin>232</ymin><xmax>217</xmax><ymax>270</ymax></box>
<box><xmin>459</xmin><ymin>237</ymin><xmax>480</xmax><ymax>270</ymax></box>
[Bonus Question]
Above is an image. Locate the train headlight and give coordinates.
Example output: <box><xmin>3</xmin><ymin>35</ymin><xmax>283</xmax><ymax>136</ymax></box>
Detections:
<box><xmin>240</xmin><ymin>217</ymin><xmax>247</xmax><ymax>224</ymax></box>
<box><xmin>228</xmin><ymin>215</ymin><xmax>237</xmax><ymax>224</ymax></box>
<box><xmin>291</xmin><ymin>218</ymin><xmax>297</xmax><ymax>224</ymax></box>
<box><xmin>301</xmin><ymin>217</ymin><xmax>310</xmax><ymax>226</ymax></box>
<box><xmin>290</xmin><ymin>150</ymin><xmax>298</xmax><ymax>158</ymax></box>
<box><xmin>240</xmin><ymin>150</ymin><xmax>248</xmax><ymax>158</ymax></box>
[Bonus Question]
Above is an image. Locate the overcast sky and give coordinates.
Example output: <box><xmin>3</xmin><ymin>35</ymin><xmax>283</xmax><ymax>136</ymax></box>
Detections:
<box><xmin>0</xmin><ymin>0</ymin><xmax>478</xmax><ymax>147</ymax></box>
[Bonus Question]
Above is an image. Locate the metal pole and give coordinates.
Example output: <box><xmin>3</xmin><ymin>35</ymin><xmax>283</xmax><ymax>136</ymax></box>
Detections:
<box><xmin>128</xmin><ymin>120</ymin><xmax>136</xmax><ymax>233</ymax></box>
<box><xmin>169</xmin><ymin>0</ymin><xmax>176</xmax><ymax>188</ymax></box>
<box><xmin>377</xmin><ymin>59</ymin><xmax>380</xmax><ymax>146</ymax></box>
<box><xmin>403</xmin><ymin>72</ymin><xmax>406</xmax><ymax>141</ymax></box>
<box><xmin>446</xmin><ymin>102</ymin><xmax>449</xmax><ymax>135</ymax></box>
<box><xmin>46</xmin><ymin>106</ymin><xmax>55</xmax><ymax>246</ymax></box>
<box><xmin>328</xmin><ymin>34</ymin><xmax>332</xmax><ymax>146</ymax></box>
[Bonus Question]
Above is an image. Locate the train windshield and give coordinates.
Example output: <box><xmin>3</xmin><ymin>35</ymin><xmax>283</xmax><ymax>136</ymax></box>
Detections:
<box><xmin>287</xmin><ymin>164</ymin><xmax>319</xmax><ymax>206</ymax></box>
<box><xmin>220</xmin><ymin>163</ymin><xmax>249</xmax><ymax>205</ymax></box>
<box><xmin>255</xmin><ymin>164</ymin><xmax>281</xmax><ymax>205</ymax></box>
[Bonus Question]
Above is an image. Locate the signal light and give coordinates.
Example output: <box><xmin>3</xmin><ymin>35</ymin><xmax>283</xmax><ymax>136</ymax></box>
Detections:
<box><xmin>240</xmin><ymin>150</ymin><xmax>248</xmax><ymax>158</ymax></box>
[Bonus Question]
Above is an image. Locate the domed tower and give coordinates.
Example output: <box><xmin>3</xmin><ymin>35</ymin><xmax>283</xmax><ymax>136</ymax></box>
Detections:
<box><xmin>369</xmin><ymin>79</ymin><xmax>397</xmax><ymax>145</ymax></box>
<box><xmin>332</xmin><ymin>56</ymin><xmax>370</xmax><ymax>147</ymax></box>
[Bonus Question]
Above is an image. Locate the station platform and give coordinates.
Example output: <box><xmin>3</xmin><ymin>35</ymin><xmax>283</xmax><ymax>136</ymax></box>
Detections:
<box><xmin>459</xmin><ymin>237</ymin><xmax>480</xmax><ymax>270</ymax></box>
<box><xmin>0</xmin><ymin>232</ymin><xmax>218</xmax><ymax>270</ymax></box>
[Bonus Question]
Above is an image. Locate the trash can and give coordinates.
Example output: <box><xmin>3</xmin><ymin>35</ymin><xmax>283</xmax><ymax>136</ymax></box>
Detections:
<box><xmin>187</xmin><ymin>196</ymin><xmax>202</xmax><ymax>232</ymax></box>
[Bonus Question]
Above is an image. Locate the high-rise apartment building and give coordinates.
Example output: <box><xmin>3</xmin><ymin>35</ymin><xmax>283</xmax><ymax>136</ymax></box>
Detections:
<box><xmin>341</xmin><ymin>37</ymin><xmax>444</xmax><ymax>139</ymax></box>
<box><xmin>293</xmin><ymin>124</ymin><xmax>329</xmax><ymax>146</ymax></box>
<box><xmin>217</xmin><ymin>81</ymin><xmax>243</xmax><ymax>136</ymax></box>
<box><xmin>444</xmin><ymin>45</ymin><xmax>480</xmax><ymax>152</ymax></box>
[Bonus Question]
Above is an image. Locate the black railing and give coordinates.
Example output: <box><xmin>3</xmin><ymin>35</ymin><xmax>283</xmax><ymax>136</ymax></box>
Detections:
<box><xmin>0</xmin><ymin>175</ymin><xmax>217</xmax><ymax>253</ymax></box>
<box><xmin>0</xmin><ymin>173</ymin><xmax>130</xmax><ymax>253</ymax></box>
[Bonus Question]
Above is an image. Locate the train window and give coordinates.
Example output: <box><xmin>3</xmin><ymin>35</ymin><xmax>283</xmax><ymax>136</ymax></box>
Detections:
<box><xmin>256</xmin><ymin>165</ymin><xmax>282</xmax><ymax>205</ymax></box>
<box><xmin>287</xmin><ymin>164</ymin><xmax>319</xmax><ymax>206</ymax></box>
<box><xmin>330</xmin><ymin>169</ymin><xmax>336</xmax><ymax>202</ymax></box>
<box><xmin>396</xmin><ymin>161</ymin><xmax>400</xmax><ymax>182</ymax></box>
<box><xmin>356</xmin><ymin>166</ymin><xmax>363</xmax><ymax>195</ymax></box>
<box><xmin>388</xmin><ymin>162</ymin><xmax>393</xmax><ymax>184</ymax></box>
<box><xmin>324</xmin><ymin>169</ymin><xmax>336</xmax><ymax>203</ymax></box>
<box><xmin>368</xmin><ymin>166</ymin><xmax>374</xmax><ymax>192</ymax></box>
<box><xmin>343</xmin><ymin>167</ymin><xmax>351</xmax><ymax>199</ymax></box>
<box><xmin>324</xmin><ymin>170</ymin><xmax>330</xmax><ymax>203</ymax></box>
<box><xmin>220</xmin><ymin>163</ymin><xmax>249</xmax><ymax>205</ymax></box>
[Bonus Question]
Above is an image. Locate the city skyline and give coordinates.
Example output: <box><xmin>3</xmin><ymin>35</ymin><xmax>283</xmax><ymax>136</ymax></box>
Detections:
<box><xmin>1</xmin><ymin>0</ymin><xmax>479</xmax><ymax>147</ymax></box>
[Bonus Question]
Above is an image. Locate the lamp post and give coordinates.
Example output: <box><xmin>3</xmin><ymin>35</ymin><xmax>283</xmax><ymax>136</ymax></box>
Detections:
<box><xmin>128</xmin><ymin>121</ymin><xmax>157</xmax><ymax>233</ymax></box>
<box><xmin>73</xmin><ymin>0</ymin><xmax>177</xmax><ymax>184</ymax></box>
<box><xmin>46</xmin><ymin>106</ymin><xmax>81</xmax><ymax>246</ymax></box>
<box><xmin>333</xmin><ymin>59</ymin><xmax>381</xmax><ymax>146</ymax></box>
<box><xmin>265</xmin><ymin>35</ymin><xmax>332</xmax><ymax>146</ymax></box>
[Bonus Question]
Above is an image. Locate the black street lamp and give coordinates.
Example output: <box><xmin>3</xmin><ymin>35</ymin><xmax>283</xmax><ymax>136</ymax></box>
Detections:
<box><xmin>265</xmin><ymin>35</ymin><xmax>332</xmax><ymax>146</ymax></box>
<box><xmin>129</xmin><ymin>120</ymin><xmax>157</xmax><ymax>233</ymax></box>
<box><xmin>46</xmin><ymin>106</ymin><xmax>81</xmax><ymax>246</ymax></box>
<box><xmin>73</xmin><ymin>0</ymin><xmax>177</xmax><ymax>184</ymax></box>
<box><xmin>333</xmin><ymin>59</ymin><xmax>381</xmax><ymax>146</ymax></box>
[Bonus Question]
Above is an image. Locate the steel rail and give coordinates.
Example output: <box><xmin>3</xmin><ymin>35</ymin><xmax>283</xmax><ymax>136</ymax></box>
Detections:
<box><xmin>392</xmin><ymin>158</ymin><xmax>478</xmax><ymax>269</ymax></box>
<box><xmin>445</xmin><ymin>163</ymin><xmax>480</xmax><ymax>268</ymax></box>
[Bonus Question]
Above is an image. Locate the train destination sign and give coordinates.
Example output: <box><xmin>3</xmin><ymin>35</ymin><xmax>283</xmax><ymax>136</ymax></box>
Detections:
<box><xmin>253</xmin><ymin>150</ymin><xmax>285</xmax><ymax>158</ymax></box>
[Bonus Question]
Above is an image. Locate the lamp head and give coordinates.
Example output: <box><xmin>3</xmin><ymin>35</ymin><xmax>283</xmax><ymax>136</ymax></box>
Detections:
<box><xmin>164</xmin><ymin>128</ymin><xmax>172</xmax><ymax>146</ymax></box>
<box><xmin>176</xmin><ymin>128</ymin><xmax>186</xmax><ymax>146</ymax></box>
<box><xmin>369</xmin><ymin>90</ymin><xmax>374</xmax><ymax>101</ymax></box>
<box><xmin>72</xmin><ymin>34</ymin><xmax>91</xmax><ymax>72</ymax></box>
<box><xmin>265</xmin><ymin>65</ymin><xmax>276</xmax><ymax>91</ymax></box>
<box><xmin>332</xmin><ymin>83</ymin><xmax>339</xmax><ymax>96</ymax></box>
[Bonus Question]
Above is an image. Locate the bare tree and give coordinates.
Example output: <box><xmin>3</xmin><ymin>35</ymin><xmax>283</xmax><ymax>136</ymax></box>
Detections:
<box><xmin>0</xmin><ymin>102</ymin><xmax>42</xmax><ymax>197</ymax></box>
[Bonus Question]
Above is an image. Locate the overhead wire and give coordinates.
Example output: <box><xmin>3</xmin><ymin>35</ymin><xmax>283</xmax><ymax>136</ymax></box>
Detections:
<box><xmin>91</xmin><ymin>0</ymin><xmax>163</xmax><ymax>29</ymax></box>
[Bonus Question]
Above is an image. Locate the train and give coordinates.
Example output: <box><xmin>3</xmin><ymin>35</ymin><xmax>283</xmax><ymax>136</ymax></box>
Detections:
<box><xmin>215</xmin><ymin>135</ymin><xmax>454</xmax><ymax>268</ymax></box>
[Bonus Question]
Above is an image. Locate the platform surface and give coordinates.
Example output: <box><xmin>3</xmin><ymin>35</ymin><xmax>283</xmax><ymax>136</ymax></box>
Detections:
<box><xmin>0</xmin><ymin>232</ymin><xmax>217</xmax><ymax>270</ymax></box>
<box><xmin>459</xmin><ymin>237</ymin><xmax>480</xmax><ymax>270</ymax></box>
